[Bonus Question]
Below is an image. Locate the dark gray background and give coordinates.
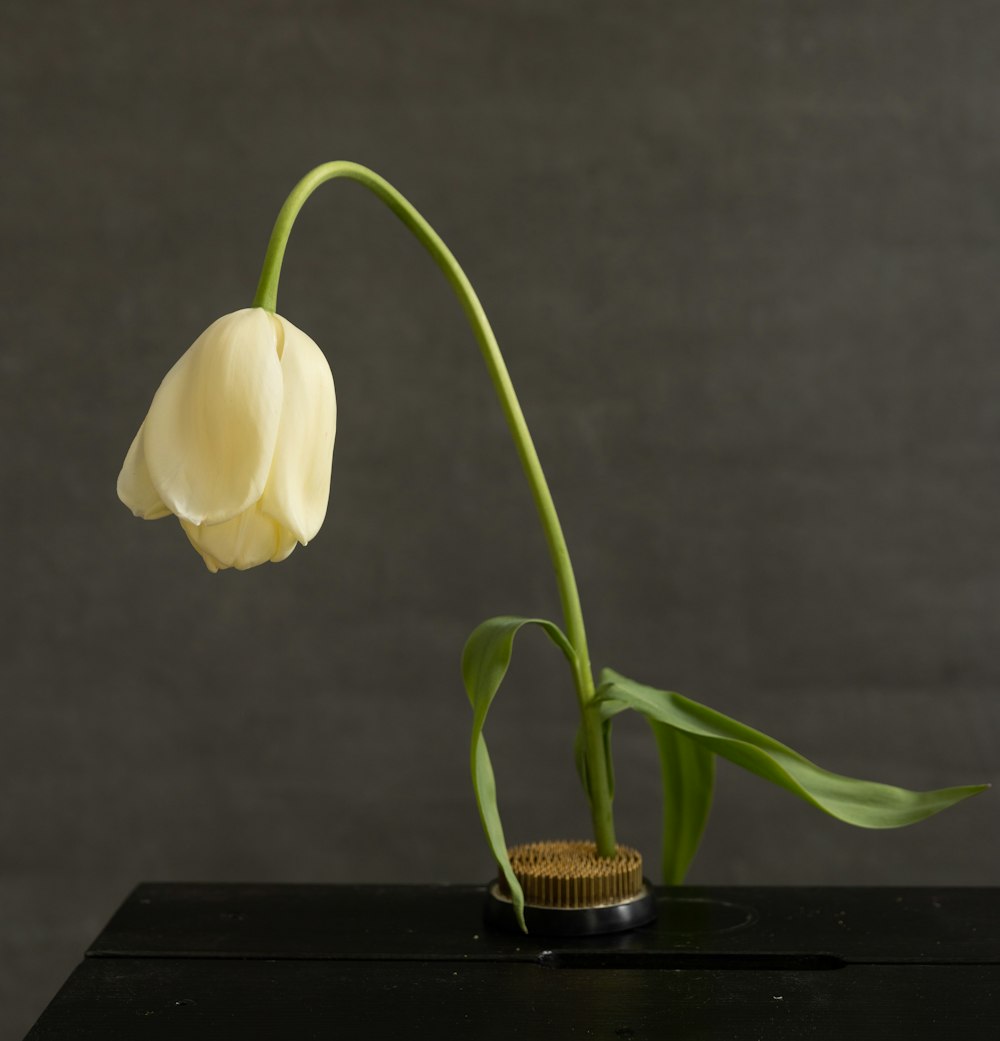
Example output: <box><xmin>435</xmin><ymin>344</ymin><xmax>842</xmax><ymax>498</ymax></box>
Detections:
<box><xmin>3</xmin><ymin>0</ymin><xmax>999</xmax><ymax>1036</ymax></box>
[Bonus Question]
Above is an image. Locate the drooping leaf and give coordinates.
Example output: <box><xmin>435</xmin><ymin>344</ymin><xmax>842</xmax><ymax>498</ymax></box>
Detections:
<box><xmin>462</xmin><ymin>615</ymin><xmax>576</xmax><ymax>932</ymax></box>
<box><xmin>598</xmin><ymin>669</ymin><xmax>988</xmax><ymax>830</ymax></box>
<box><xmin>648</xmin><ymin>720</ymin><xmax>715</xmax><ymax>884</ymax></box>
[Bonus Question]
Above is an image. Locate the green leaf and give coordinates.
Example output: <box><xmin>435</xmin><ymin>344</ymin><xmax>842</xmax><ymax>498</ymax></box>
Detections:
<box><xmin>598</xmin><ymin>669</ymin><xmax>988</xmax><ymax>830</ymax></box>
<box><xmin>462</xmin><ymin>615</ymin><xmax>576</xmax><ymax>932</ymax></box>
<box><xmin>576</xmin><ymin>696</ymin><xmax>709</xmax><ymax>881</ymax></box>
<box><xmin>648</xmin><ymin>721</ymin><xmax>715</xmax><ymax>884</ymax></box>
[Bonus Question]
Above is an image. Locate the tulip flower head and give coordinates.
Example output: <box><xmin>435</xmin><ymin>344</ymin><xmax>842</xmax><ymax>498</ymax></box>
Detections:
<box><xmin>118</xmin><ymin>307</ymin><xmax>336</xmax><ymax>572</ymax></box>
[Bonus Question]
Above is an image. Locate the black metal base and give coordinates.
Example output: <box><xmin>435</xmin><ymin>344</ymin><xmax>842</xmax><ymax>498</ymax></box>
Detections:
<box><xmin>484</xmin><ymin>879</ymin><xmax>658</xmax><ymax>936</ymax></box>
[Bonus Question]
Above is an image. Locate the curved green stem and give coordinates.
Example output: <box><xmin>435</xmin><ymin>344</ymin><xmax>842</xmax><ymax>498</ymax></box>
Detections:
<box><xmin>254</xmin><ymin>162</ymin><xmax>616</xmax><ymax>856</ymax></box>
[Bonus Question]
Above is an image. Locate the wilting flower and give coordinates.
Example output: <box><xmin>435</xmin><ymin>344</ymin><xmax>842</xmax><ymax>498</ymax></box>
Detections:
<box><xmin>118</xmin><ymin>308</ymin><xmax>336</xmax><ymax>572</ymax></box>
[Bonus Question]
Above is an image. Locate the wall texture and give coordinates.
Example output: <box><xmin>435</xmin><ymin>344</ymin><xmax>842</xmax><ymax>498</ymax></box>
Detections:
<box><xmin>3</xmin><ymin>1</ymin><xmax>998</xmax><ymax>1035</ymax></box>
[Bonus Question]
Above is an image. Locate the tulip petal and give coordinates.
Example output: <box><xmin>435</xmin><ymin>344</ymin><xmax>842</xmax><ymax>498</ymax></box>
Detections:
<box><xmin>273</xmin><ymin>526</ymin><xmax>298</xmax><ymax>563</ymax></box>
<box><xmin>117</xmin><ymin>424</ymin><xmax>171</xmax><ymax>520</ymax></box>
<box><xmin>260</xmin><ymin>313</ymin><xmax>336</xmax><ymax>544</ymax></box>
<box><xmin>181</xmin><ymin>503</ymin><xmax>285</xmax><ymax>572</ymax></box>
<box><xmin>143</xmin><ymin>309</ymin><xmax>284</xmax><ymax>526</ymax></box>
<box><xmin>181</xmin><ymin>523</ymin><xmax>223</xmax><ymax>574</ymax></box>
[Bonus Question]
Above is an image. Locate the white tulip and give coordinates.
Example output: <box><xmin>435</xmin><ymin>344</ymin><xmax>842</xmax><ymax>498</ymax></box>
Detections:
<box><xmin>118</xmin><ymin>308</ymin><xmax>336</xmax><ymax>572</ymax></box>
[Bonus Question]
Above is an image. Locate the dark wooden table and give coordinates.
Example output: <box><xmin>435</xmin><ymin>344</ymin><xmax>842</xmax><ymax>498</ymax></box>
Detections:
<box><xmin>24</xmin><ymin>884</ymin><xmax>1000</xmax><ymax>1038</ymax></box>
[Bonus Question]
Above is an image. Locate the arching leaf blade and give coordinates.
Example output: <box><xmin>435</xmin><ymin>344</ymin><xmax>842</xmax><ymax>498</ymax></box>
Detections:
<box><xmin>648</xmin><ymin>720</ymin><xmax>715</xmax><ymax>884</ymax></box>
<box><xmin>599</xmin><ymin>669</ymin><xmax>988</xmax><ymax>829</ymax></box>
<box><xmin>463</xmin><ymin>615</ymin><xmax>577</xmax><ymax>932</ymax></box>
